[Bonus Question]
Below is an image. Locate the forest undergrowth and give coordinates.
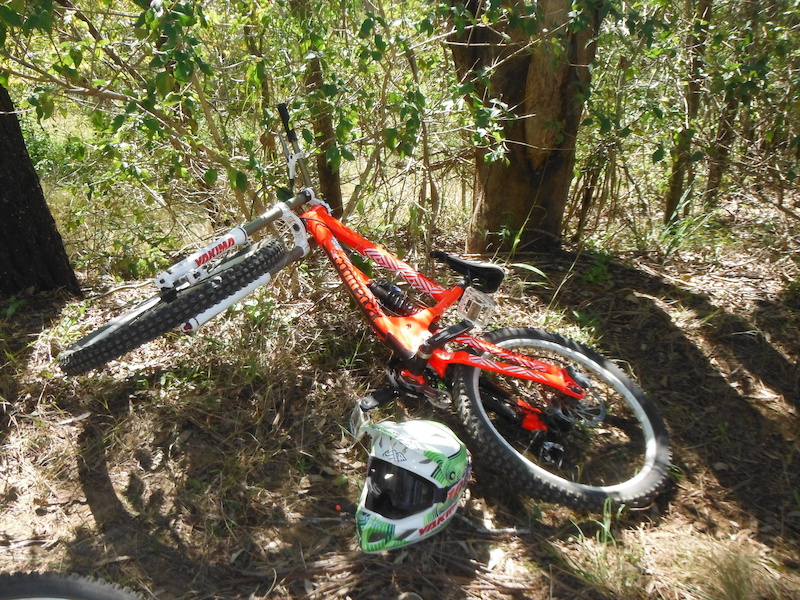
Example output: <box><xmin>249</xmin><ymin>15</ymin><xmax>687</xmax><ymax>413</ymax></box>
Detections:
<box><xmin>1</xmin><ymin>197</ymin><xmax>800</xmax><ymax>599</ymax></box>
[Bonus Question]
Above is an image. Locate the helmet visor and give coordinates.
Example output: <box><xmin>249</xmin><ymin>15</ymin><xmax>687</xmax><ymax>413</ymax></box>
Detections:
<box><xmin>364</xmin><ymin>458</ymin><xmax>444</xmax><ymax>520</ymax></box>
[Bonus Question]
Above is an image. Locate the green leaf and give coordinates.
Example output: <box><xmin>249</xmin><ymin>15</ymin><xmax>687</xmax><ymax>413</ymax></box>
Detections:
<box><xmin>456</xmin><ymin>81</ymin><xmax>475</xmax><ymax>95</ymax></box>
<box><xmin>383</xmin><ymin>128</ymin><xmax>398</xmax><ymax>148</ymax></box>
<box><xmin>358</xmin><ymin>17</ymin><xmax>373</xmax><ymax>39</ymax></box>
<box><xmin>89</xmin><ymin>110</ymin><xmax>106</xmax><ymax>129</ymax></box>
<box><xmin>142</xmin><ymin>116</ymin><xmax>160</xmax><ymax>132</ymax></box>
<box><xmin>155</xmin><ymin>71</ymin><xmax>175</xmax><ymax>95</ymax></box>
<box><xmin>326</xmin><ymin>145</ymin><xmax>341</xmax><ymax>173</ymax></box>
<box><xmin>30</xmin><ymin>90</ymin><xmax>55</xmax><ymax>120</ymax></box>
<box><xmin>174</xmin><ymin>59</ymin><xmax>194</xmax><ymax>83</ymax></box>
<box><xmin>310</xmin><ymin>32</ymin><xmax>324</xmax><ymax>49</ymax></box>
<box><xmin>69</xmin><ymin>47</ymin><xmax>82</xmax><ymax>68</ymax></box>
<box><xmin>418</xmin><ymin>17</ymin><xmax>433</xmax><ymax>35</ymax></box>
<box><xmin>228</xmin><ymin>169</ymin><xmax>247</xmax><ymax>192</ymax></box>
<box><xmin>25</xmin><ymin>7</ymin><xmax>54</xmax><ymax>33</ymax></box>
<box><xmin>0</xmin><ymin>5</ymin><xmax>23</xmax><ymax>27</ymax></box>
<box><xmin>204</xmin><ymin>168</ymin><xmax>218</xmax><ymax>185</ymax></box>
<box><xmin>509</xmin><ymin>263</ymin><xmax>548</xmax><ymax>279</ymax></box>
<box><xmin>109</xmin><ymin>113</ymin><xmax>126</xmax><ymax>132</ymax></box>
<box><xmin>196</xmin><ymin>57</ymin><xmax>213</xmax><ymax>77</ymax></box>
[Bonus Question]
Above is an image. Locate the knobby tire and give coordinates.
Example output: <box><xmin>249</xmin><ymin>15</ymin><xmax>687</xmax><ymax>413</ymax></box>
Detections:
<box><xmin>454</xmin><ymin>327</ymin><xmax>671</xmax><ymax>511</ymax></box>
<box><xmin>58</xmin><ymin>239</ymin><xmax>287</xmax><ymax>375</ymax></box>
<box><xmin>0</xmin><ymin>572</ymin><xmax>143</xmax><ymax>600</ymax></box>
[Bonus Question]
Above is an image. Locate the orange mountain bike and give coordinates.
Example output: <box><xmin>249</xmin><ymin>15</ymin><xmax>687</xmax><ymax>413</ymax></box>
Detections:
<box><xmin>58</xmin><ymin>104</ymin><xmax>671</xmax><ymax>511</ymax></box>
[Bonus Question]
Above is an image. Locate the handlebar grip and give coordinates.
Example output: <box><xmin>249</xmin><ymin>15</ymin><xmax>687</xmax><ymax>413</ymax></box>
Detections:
<box><xmin>277</xmin><ymin>103</ymin><xmax>297</xmax><ymax>143</ymax></box>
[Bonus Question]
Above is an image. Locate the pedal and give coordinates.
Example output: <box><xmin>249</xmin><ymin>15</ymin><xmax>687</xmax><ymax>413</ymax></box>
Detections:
<box><xmin>541</xmin><ymin>441</ymin><xmax>565</xmax><ymax>466</ymax></box>
<box><xmin>417</xmin><ymin>321</ymin><xmax>474</xmax><ymax>359</ymax></box>
<box><xmin>397</xmin><ymin>370</ymin><xmax>452</xmax><ymax>409</ymax></box>
<box><xmin>349</xmin><ymin>403</ymin><xmax>369</xmax><ymax>442</ymax></box>
<box><xmin>358</xmin><ymin>386</ymin><xmax>403</xmax><ymax>412</ymax></box>
<box><xmin>350</xmin><ymin>386</ymin><xmax>403</xmax><ymax>443</ymax></box>
<box><xmin>566</xmin><ymin>365</ymin><xmax>592</xmax><ymax>390</ymax></box>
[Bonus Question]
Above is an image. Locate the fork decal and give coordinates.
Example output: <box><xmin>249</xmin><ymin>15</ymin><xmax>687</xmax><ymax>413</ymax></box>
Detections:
<box><xmin>194</xmin><ymin>236</ymin><xmax>235</xmax><ymax>267</ymax></box>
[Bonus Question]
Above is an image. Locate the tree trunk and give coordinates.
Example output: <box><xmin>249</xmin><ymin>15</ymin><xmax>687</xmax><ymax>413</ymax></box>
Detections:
<box><xmin>704</xmin><ymin>0</ymin><xmax>759</xmax><ymax>208</ymax></box>
<box><xmin>305</xmin><ymin>55</ymin><xmax>344</xmax><ymax>218</ymax></box>
<box><xmin>703</xmin><ymin>90</ymin><xmax>737</xmax><ymax>206</ymax></box>
<box><xmin>0</xmin><ymin>84</ymin><xmax>81</xmax><ymax>297</ymax></box>
<box><xmin>450</xmin><ymin>0</ymin><xmax>601</xmax><ymax>253</ymax></box>
<box><xmin>664</xmin><ymin>0</ymin><xmax>712</xmax><ymax>224</ymax></box>
<box><xmin>288</xmin><ymin>0</ymin><xmax>343</xmax><ymax>218</ymax></box>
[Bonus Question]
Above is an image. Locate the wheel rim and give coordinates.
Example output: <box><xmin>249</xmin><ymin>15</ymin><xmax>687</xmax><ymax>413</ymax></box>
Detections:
<box><xmin>70</xmin><ymin>295</ymin><xmax>162</xmax><ymax>349</ymax></box>
<box><xmin>470</xmin><ymin>336</ymin><xmax>659</xmax><ymax>497</ymax></box>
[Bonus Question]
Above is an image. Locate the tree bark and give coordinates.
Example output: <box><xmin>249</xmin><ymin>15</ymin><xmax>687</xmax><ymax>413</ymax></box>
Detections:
<box><xmin>449</xmin><ymin>0</ymin><xmax>601</xmax><ymax>253</ymax></box>
<box><xmin>305</xmin><ymin>54</ymin><xmax>344</xmax><ymax>218</ymax></box>
<box><xmin>664</xmin><ymin>0</ymin><xmax>712</xmax><ymax>224</ymax></box>
<box><xmin>288</xmin><ymin>0</ymin><xmax>343</xmax><ymax>218</ymax></box>
<box><xmin>0</xmin><ymin>84</ymin><xmax>81</xmax><ymax>297</ymax></box>
<box><xmin>703</xmin><ymin>89</ymin><xmax>737</xmax><ymax>206</ymax></box>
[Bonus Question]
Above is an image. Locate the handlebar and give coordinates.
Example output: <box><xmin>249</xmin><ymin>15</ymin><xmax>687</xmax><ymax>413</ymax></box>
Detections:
<box><xmin>276</xmin><ymin>102</ymin><xmax>312</xmax><ymax>189</ymax></box>
<box><xmin>277</xmin><ymin>102</ymin><xmax>297</xmax><ymax>144</ymax></box>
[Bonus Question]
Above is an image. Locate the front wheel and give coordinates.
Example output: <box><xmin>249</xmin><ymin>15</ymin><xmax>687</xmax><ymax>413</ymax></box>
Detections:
<box><xmin>58</xmin><ymin>238</ymin><xmax>287</xmax><ymax>375</ymax></box>
<box><xmin>454</xmin><ymin>327</ymin><xmax>671</xmax><ymax>511</ymax></box>
<box><xmin>0</xmin><ymin>572</ymin><xmax>142</xmax><ymax>600</ymax></box>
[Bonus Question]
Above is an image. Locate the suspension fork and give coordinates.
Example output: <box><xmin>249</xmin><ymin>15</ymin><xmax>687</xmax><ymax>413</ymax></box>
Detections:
<box><xmin>173</xmin><ymin>193</ymin><xmax>314</xmax><ymax>331</ymax></box>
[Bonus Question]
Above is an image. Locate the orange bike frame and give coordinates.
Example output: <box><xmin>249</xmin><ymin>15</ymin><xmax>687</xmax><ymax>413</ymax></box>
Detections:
<box><xmin>299</xmin><ymin>204</ymin><xmax>585</xmax><ymax>400</ymax></box>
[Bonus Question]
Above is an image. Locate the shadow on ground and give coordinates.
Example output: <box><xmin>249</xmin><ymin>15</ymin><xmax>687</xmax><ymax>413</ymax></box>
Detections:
<box><xmin>510</xmin><ymin>249</ymin><xmax>799</xmax><ymax>545</ymax></box>
<box><xmin>3</xmin><ymin>250</ymin><xmax>799</xmax><ymax>599</ymax></box>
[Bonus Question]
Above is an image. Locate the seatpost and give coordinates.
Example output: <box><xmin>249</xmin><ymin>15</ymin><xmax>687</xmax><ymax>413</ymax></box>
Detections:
<box><xmin>277</xmin><ymin>103</ymin><xmax>313</xmax><ymax>189</ymax></box>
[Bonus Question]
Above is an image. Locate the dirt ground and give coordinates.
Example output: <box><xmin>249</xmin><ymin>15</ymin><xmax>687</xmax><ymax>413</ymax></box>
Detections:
<box><xmin>1</xmin><ymin>202</ymin><xmax>799</xmax><ymax>599</ymax></box>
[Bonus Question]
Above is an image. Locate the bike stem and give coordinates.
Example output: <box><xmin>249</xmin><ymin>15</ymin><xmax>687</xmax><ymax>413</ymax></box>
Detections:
<box><xmin>241</xmin><ymin>189</ymin><xmax>313</xmax><ymax>237</ymax></box>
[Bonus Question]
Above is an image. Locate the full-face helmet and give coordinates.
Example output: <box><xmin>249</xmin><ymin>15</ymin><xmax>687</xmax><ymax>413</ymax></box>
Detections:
<box><xmin>355</xmin><ymin>420</ymin><xmax>471</xmax><ymax>553</ymax></box>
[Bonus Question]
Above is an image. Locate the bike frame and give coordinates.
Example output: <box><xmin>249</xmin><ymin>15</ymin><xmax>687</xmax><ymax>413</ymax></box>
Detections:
<box><xmin>297</xmin><ymin>203</ymin><xmax>585</xmax><ymax>400</ymax></box>
<box><xmin>153</xmin><ymin>192</ymin><xmax>585</xmax><ymax>401</ymax></box>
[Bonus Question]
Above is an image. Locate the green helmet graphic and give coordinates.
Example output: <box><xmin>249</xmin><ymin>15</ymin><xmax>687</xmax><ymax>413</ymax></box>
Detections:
<box><xmin>355</xmin><ymin>420</ymin><xmax>471</xmax><ymax>553</ymax></box>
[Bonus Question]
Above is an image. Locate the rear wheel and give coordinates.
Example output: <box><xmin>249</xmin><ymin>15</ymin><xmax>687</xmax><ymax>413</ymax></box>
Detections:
<box><xmin>58</xmin><ymin>238</ymin><xmax>287</xmax><ymax>375</ymax></box>
<box><xmin>0</xmin><ymin>572</ymin><xmax>142</xmax><ymax>600</ymax></box>
<box><xmin>454</xmin><ymin>327</ymin><xmax>671</xmax><ymax>510</ymax></box>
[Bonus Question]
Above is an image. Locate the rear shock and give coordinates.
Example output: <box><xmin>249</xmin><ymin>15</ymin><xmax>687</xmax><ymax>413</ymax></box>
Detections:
<box><xmin>368</xmin><ymin>280</ymin><xmax>416</xmax><ymax>316</ymax></box>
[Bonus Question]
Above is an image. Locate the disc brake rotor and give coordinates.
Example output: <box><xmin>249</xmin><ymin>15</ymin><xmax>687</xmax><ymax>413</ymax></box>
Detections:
<box><xmin>550</xmin><ymin>388</ymin><xmax>606</xmax><ymax>427</ymax></box>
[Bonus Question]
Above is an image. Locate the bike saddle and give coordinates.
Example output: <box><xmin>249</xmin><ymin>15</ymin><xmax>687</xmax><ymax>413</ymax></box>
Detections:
<box><xmin>431</xmin><ymin>251</ymin><xmax>505</xmax><ymax>293</ymax></box>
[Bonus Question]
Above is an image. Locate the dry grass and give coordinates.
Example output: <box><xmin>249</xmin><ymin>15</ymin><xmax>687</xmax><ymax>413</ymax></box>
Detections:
<box><xmin>555</xmin><ymin>519</ymin><xmax>791</xmax><ymax>600</ymax></box>
<box><xmin>2</xmin><ymin>199</ymin><xmax>800</xmax><ymax>599</ymax></box>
